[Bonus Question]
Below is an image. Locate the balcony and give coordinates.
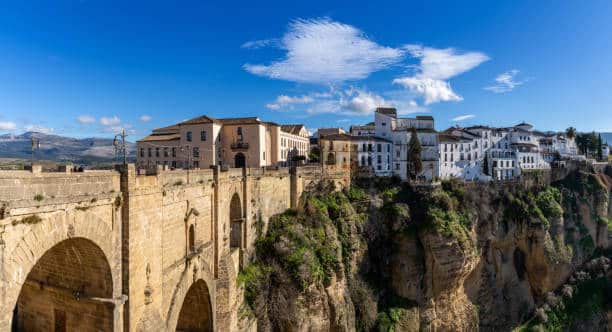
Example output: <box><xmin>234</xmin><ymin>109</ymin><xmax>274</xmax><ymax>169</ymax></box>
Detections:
<box><xmin>230</xmin><ymin>142</ymin><xmax>249</xmax><ymax>150</ymax></box>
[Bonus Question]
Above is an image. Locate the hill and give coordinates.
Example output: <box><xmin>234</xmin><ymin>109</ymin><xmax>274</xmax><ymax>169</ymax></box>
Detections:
<box><xmin>0</xmin><ymin>132</ymin><xmax>136</xmax><ymax>165</ymax></box>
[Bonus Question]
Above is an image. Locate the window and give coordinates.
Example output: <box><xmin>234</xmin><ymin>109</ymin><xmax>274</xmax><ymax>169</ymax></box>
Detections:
<box><xmin>382</xmin><ymin>122</ymin><xmax>386</xmax><ymax>126</ymax></box>
<box><xmin>377</xmin><ymin>155</ymin><xmax>381</xmax><ymax>164</ymax></box>
<box><xmin>361</xmin><ymin>156</ymin><xmax>366</xmax><ymax>166</ymax></box>
<box><xmin>367</xmin><ymin>156</ymin><xmax>372</xmax><ymax>166</ymax></box>
<box><xmin>186</xmin><ymin>131</ymin><xmax>192</xmax><ymax>142</ymax></box>
<box><xmin>156</xmin><ymin>148</ymin><xmax>160</xmax><ymax>157</ymax></box>
<box><xmin>377</xmin><ymin>144</ymin><xmax>382</xmax><ymax>152</ymax></box>
<box><xmin>192</xmin><ymin>147</ymin><xmax>199</xmax><ymax>158</ymax></box>
<box><xmin>140</xmin><ymin>148</ymin><xmax>144</xmax><ymax>157</ymax></box>
<box><xmin>148</xmin><ymin>148</ymin><xmax>152</xmax><ymax>157</ymax></box>
<box><xmin>362</xmin><ymin>143</ymin><xmax>366</xmax><ymax>151</ymax></box>
<box><xmin>368</xmin><ymin>144</ymin><xmax>372</xmax><ymax>152</ymax></box>
<box><xmin>163</xmin><ymin>147</ymin><xmax>169</xmax><ymax>157</ymax></box>
<box><xmin>172</xmin><ymin>147</ymin><xmax>176</xmax><ymax>157</ymax></box>
<box><xmin>171</xmin><ymin>161</ymin><xmax>176</xmax><ymax>168</ymax></box>
<box><xmin>263</xmin><ymin>151</ymin><xmax>266</xmax><ymax>160</ymax></box>
<box><xmin>237</xmin><ymin>127</ymin><xmax>243</xmax><ymax>142</ymax></box>
<box><xmin>201</xmin><ymin>130</ymin><xmax>207</xmax><ymax>141</ymax></box>
<box><xmin>193</xmin><ymin>161</ymin><xmax>199</xmax><ymax>168</ymax></box>
<box><xmin>387</xmin><ymin>144</ymin><xmax>390</xmax><ymax>152</ymax></box>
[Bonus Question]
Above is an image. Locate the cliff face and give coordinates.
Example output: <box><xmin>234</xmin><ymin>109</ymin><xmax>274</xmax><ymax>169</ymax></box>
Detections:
<box><xmin>239</xmin><ymin>169</ymin><xmax>612</xmax><ymax>332</ymax></box>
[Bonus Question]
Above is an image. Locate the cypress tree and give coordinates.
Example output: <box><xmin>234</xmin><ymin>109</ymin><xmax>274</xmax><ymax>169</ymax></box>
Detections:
<box><xmin>408</xmin><ymin>127</ymin><xmax>422</xmax><ymax>180</ymax></box>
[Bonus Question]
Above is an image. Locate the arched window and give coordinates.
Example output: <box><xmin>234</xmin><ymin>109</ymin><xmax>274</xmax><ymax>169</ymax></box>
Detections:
<box><xmin>189</xmin><ymin>224</ymin><xmax>195</xmax><ymax>253</ymax></box>
<box><xmin>326</xmin><ymin>152</ymin><xmax>336</xmax><ymax>165</ymax></box>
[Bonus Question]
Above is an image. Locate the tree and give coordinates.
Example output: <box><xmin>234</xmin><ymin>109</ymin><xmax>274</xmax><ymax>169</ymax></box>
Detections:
<box><xmin>598</xmin><ymin>133</ymin><xmax>603</xmax><ymax>161</ymax></box>
<box><xmin>309</xmin><ymin>146</ymin><xmax>320</xmax><ymax>162</ymax></box>
<box><xmin>482</xmin><ymin>154</ymin><xmax>489</xmax><ymax>176</ymax></box>
<box><xmin>407</xmin><ymin>127</ymin><xmax>422</xmax><ymax>180</ymax></box>
<box><xmin>565</xmin><ymin>127</ymin><xmax>577</xmax><ymax>140</ymax></box>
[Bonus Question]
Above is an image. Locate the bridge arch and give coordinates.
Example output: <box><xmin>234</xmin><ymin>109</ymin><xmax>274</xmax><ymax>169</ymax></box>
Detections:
<box><xmin>2</xmin><ymin>209</ymin><xmax>121</xmax><ymax>331</ymax></box>
<box><xmin>175</xmin><ymin>279</ymin><xmax>213</xmax><ymax>332</ymax></box>
<box><xmin>12</xmin><ymin>237</ymin><xmax>114</xmax><ymax>331</ymax></box>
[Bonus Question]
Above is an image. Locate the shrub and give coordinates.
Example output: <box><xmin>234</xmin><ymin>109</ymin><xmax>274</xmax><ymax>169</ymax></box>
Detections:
<box><xmin>12</xmin><ymin>214</ymin><xmax>42</xmax><ymax>226</ymax></box>
<box><xmin>33</xmin><ymin>194</ymin><xmax>44</xmax><ymax>201</ymax></box>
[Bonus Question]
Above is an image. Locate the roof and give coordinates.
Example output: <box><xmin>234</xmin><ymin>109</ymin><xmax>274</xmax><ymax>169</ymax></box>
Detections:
<box><xmin>180</xmin><ymin>115</ymin><xmax>220</xmax><ymax>125</ymax></box>
<box><xmin>465</xmin><ymin>125</ymin><xmax>491</xmax><ymax>130</ymax></box>
<box><xmin>152</xmin><ymin>124</ymin><xmax>180</xmax><ymax>134</ymax></box>
<box><xmin>375</xmin><ymin>107</ymin><xmax>397</xmax><ymax>116</ymax></box>
<box><xmin>321</xmin><ymin>133</ymin><xmax>392</xmax><ymax>143</ymax></box>
<box><xmin>137</xmin><ymin>134</ymin><xmax>181</xmax><ymax>142</ymax></box>
<box><xmin>438</xmin><ymin>134</ymin><xmax>461</xmax><ymax>142</ymax></box>
<box><xmin>281</xmin><ymin>124</ymin><xmax>306</xmax><ymax>135</ymax></box>
<box><xmin>416</xmin><ymin>115</ymin><xmax>434</xmax><ymax>120</ymax></box>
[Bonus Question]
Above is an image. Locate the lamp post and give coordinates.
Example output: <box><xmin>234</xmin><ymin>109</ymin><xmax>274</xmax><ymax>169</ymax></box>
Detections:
<box><xmin>113</xmin><ymin>129</ymin><xmax>128</xmax><ymax>167</ymax></box>
<box><xmin>30</xmin><ymin>136</ymin><xmax>40</xmax><ymax>166</ymax></box>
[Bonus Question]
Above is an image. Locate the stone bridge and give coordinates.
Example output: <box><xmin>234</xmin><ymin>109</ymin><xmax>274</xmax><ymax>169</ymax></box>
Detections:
<box><xmin>0</xmin><ymin>164</ymin><xmax>349</xmax><ymax>331</ymax></box>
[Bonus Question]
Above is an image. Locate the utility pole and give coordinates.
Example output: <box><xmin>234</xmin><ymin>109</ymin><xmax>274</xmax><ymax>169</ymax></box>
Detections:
<box><xmin>113</xmin><ymin>129</ymin><xmax>128</xmax><ymax>167</ymax></box>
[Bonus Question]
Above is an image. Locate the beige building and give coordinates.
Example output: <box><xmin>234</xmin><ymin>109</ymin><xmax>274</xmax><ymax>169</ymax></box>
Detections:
<box><xmin>137</xmin><ymin>115</ymin><xmax>309</xmax><ymax>169</ymax></box>
<box><xmin>319</xmin><ymin>133</ymin><xmax>354</xmax><ymax>173</ymax></box>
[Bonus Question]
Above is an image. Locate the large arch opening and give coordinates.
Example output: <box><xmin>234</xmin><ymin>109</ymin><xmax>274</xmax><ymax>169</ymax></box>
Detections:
<box><xmin>234</xmin><ymin>153</ymin><xmax>246</xmax><ymax>168</ymax></box>
<box><xmin>12</xmin><ymin>238</ymin><xmax>114</xmax><ymax>332</ymax></box>
<box><xmin>229</xmin><ymin>193</ymin><xmax>243</xmax><ymax>249</ymax></box>
<box><xmin>176</xmin><ymin>280</ymin><xmax>213</xmax><ymax>332</ymax></box>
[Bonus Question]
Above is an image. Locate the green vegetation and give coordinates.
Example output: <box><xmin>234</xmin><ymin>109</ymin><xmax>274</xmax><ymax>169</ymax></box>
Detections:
<box><xmin>407</xmin><ymin>127</ymin><xmax>422</xmax><ymax>180</ymax></box>
<box><xmin>174</xmin><ymin>180</ymin><xmax>184</xmax><ymax>186</ymax></box>
<box><xmin>597</xmin><ymin>217</ymin><xmax>612</xmax><ymax>233</ymax></box>
<box><xmin>237</xmin><ymin>263</ymin><xmax>273</xmax><ymax>309</ymax></box>
<box><xmin>346</xmin><ymin>186</ymin><xmax>367</xmax><ymax>202</ymax></box>
<box><xmin>33</xmin><ymin>194</ymin><xmax>44</xmax><ymax>201</ymax></box>
<box><xmin>12</xmin><ymin>214</ymin><xmax>42</xmax><ymax>226</ymax></box>
<box><xmin>252</xmin><ymin>201</ymin><xmax>341</xmax><ymax>292</ymax></box>
<box><xmin>516</xmin><ymin>277</ymin><xmax>611</xmax><ymax>331</ymax></box>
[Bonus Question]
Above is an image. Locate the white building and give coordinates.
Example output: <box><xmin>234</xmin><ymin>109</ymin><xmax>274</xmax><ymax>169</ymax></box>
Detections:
<box><xmin>353</xmin><ymin>136</ymin><xmax>393</xmax><ymax>176</ymax></box>
<box><xmin>349</xmin><ymin>123</ymin><xmax>375</xmax><ymax>137</ymax></box>
<box><xmin>374</xmin><ymin>108</ymin><xmax>438</xmax><ymax>180</ymax></box>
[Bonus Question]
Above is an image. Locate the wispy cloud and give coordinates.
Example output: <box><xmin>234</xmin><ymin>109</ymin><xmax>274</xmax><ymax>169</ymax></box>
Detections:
<box><xmin>393</xmin><ymin>45</ymin><xmax>489</xmax><ymax>104</ymax></box>
<box><xmin>452</xmin><ymin>114</ymin><xmax>475</xmax><ymax>122</ymax></box>
<box><xmin>100</xmin><ymin>116</ymin><xmax>121</xmax><ymax>126</ymax></box>
<box><xmin>24</xmin><ymin>124</ymin><xmax>54</xmax><ymax>134</ymax></box>
<box><xmin>243</xmin><ymin>18</ymin><xmax>404</xmax><ymax>83</ymax></box>
<box><xmin>484</xmin><ymin>69</ymin><xmax>524</xmax><ymax>93</ymax></box>
<box><xmin>139</xmin><ymin>115</ymin><xmax>152</xmax><ymax>122</ymax></box>
<box><xmin>77</xmin><ymin>115</ymin><xmax>96</xmax><ymax>124</ymax></box>
<box><xmin>0</xmin><ymin>121</ymin><xmax>17</xmax><ymax>130</ymax></box>
<box><xmin>241</xmin><ymin>38</ymin><xmax>278</xmax><ymax>49</ymax></box>
<box><xmin>266</xmin><ymin>95</ymin><xmax>314</xmax><ymax>110</ymax></box>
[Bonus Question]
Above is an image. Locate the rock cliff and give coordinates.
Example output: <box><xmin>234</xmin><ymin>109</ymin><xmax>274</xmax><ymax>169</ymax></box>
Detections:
<box><xmin>239</xmin><ymin>168</ymin><xmax>612</xmax><ymax>331</ymax></box>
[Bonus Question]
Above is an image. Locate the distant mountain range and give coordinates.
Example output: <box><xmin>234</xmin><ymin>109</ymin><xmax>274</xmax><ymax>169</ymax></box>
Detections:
<box><xmin>0</xmin><ymin>132</ymin><xmax>136</xmax><ymax>164</ymax></box>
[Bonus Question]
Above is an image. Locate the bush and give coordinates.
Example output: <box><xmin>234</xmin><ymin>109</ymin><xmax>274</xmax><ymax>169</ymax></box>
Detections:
<box><xmin>33</xmin><ymin>194</ymin><xmax>44</xmax><ymax>201</ymax></box>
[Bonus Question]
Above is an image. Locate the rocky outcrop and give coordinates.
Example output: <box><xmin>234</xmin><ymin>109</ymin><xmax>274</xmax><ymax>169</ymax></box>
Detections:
<box><xmin>240</xmin><ymin>170</ymin><xmax>612</xmax><ymax>332</ymax></box>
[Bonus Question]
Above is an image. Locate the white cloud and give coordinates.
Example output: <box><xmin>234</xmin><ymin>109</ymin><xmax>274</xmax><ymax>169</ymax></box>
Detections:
<box><xmin>24</xmin><ymin>125</ymin><xmax>54</xmax><ymax>134</ymax></box>
<box><xmin>101</xmin><ymin>125</ymin><xmax>135</xmax><ymax>135</ymax></box>
<box><xmin>243</xmin><ymin>18</ymin><xmax>404</xmax><ymax>83</ymax></box>
<box><xmin>452</xmin><ymin>114</ymin><xmax>475</xmax><ymax>122</ymax></box>
<box><xmin>394</xmin><ymin>45</ymin><xmax>489</xmax><ymax>104</ymax></box>
<box><xmin>340</xmin><ymin>89</ymin><xmax>390</xmax><ymax>115</ymax></box>
<box><xmin>77</xmin><ymin>115</ymin><xmax>96</xmax><ymax>124</ymax></box>
<box><xmin>241</xmin><ymin>39</ymin><xmax>277</xmax><ymax>49</ymax></box>
<box><xmin>484</xmin><ymin>69</ymin><xmax>524</xmax><ymax>93</ymax></box>
<box><xmin>100</xmin><ymin>116</ymin><xmax>121</xmax><ymax>126</ymax></box>
<box><xmin>393</xmin><ymin>77</ymin><xmax>462</xmax><ymax>105</ymax></box>
<box><xmin>139</xmin><ymin>115</ymin><xmax>152</xmax><ymax>122</ymax></box>
<box><xmin>0</xmin><ymin>121</ymin><xmax>17</xmax><ymax>130</ymax></box>
<box><xmin>266</xmin><ymin>95</ymin><xmax>314</xmax><ymax>110</ymax></box>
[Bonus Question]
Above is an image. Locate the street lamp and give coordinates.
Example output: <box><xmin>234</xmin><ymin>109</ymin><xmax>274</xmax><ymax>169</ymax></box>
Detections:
<box><xmin>30</xmin><ymin>136</ymin><xmax>40</xmax><ymax>165</ymax></box>
<box><xmin>113</xmin><ymin>129</ymin><xmax>128</xmax><ymax>167</ymax></box>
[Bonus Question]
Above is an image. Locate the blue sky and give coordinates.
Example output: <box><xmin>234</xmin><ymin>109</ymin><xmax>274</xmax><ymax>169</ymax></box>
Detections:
<box><xmin>0</xmin><ymin>0</ymin><xmax>611</xmax><ymax>139</ymax></box>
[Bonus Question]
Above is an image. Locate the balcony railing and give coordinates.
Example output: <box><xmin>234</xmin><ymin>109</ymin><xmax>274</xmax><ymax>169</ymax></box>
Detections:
<box><xmin>230</xmin><ymin>142</ymin><xmax>249</xmax><ymax>150</ymax></box>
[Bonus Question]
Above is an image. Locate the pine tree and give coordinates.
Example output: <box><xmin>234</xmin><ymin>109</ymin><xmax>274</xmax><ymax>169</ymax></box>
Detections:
<box><xmin>408</xmin><ymin>127</ymin><xmax>422</xmax><ymax>180</ymax></box>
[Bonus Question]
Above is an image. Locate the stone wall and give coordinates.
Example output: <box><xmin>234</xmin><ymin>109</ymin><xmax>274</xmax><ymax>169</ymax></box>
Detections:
<box><xmin>0</xmin><ymin>164</ymin><xmax>348</xmax><ymax>331</ymax></box>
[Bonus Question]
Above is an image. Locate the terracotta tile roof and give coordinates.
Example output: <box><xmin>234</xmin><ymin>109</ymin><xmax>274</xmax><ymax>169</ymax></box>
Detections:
<box><xmin>375</xmin><ymin>107</ymin><xmax>397</xmax><ymax>116</ymax></box>
<box><xmin>179</xmin><ymin>115</ymin><xmax>220</xmax><ymax>125</ymax></box>
<box><xmin>137</xmin><ymin>134</ymin><xmax>180</xmax><ymax>142</ymax></box>
<box><xmin>281</xmin><ymin>124</ymin><xmax>305</xmax><ymax>135</ymax></box>
<box><xmin>152</xmin><ymin>124</ymin><xmax>180</xmax><ymax>134</ymax></box>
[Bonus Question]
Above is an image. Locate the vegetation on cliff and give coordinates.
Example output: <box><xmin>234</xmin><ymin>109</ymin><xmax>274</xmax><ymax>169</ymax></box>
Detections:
<box><xmin>240</xmin><ymin>168</ymin><xmax>611</xmax><ymax>332</ymax></box>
